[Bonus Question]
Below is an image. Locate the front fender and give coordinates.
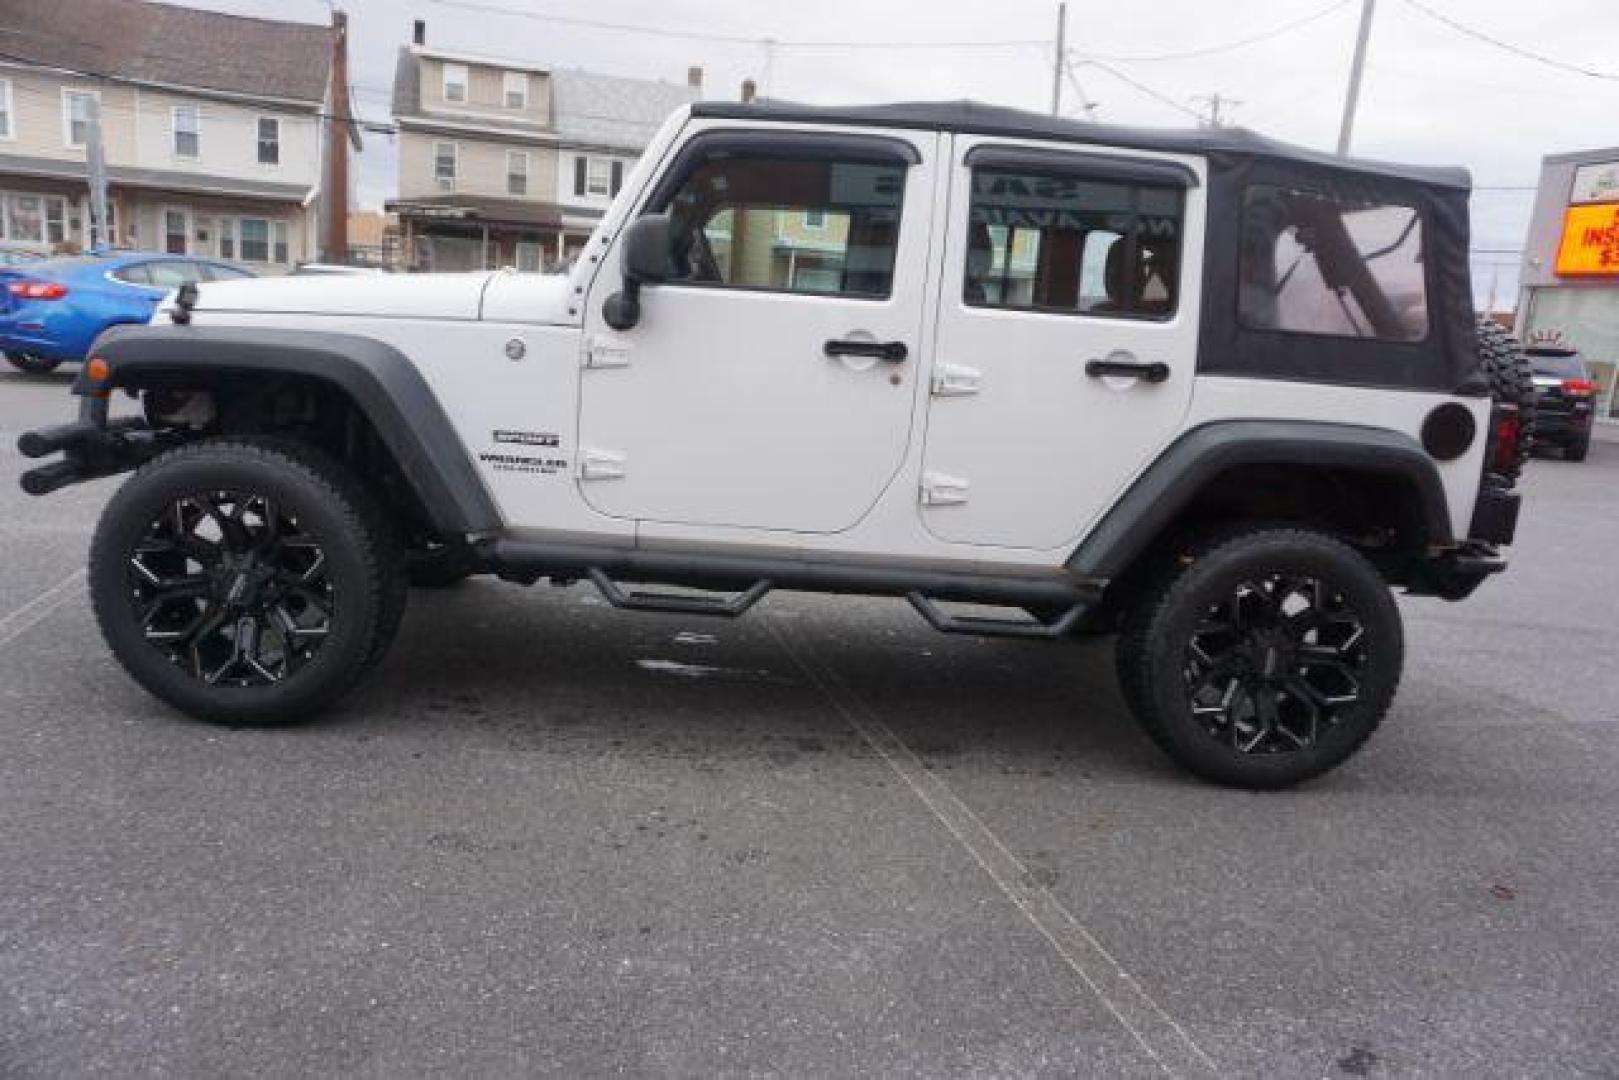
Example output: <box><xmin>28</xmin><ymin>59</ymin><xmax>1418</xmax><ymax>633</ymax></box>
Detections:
<box><xmin>82</xmin><ymin>324</ymin><xmax>501</xmax><ymax>537</ymax></box>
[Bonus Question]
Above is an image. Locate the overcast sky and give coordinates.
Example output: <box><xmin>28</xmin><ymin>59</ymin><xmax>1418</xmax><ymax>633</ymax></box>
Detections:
<box><xmin>191</xmin><ymin>0</ymin><xmax>1619</xmax><ymax>305</ymax></box>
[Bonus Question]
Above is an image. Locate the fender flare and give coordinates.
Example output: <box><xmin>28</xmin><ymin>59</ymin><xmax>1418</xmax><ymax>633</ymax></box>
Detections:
<box><xmin>1067</xmin><ymin>419</ymin><xmax>1454</xmax><ymax>581</ymax></box>
<box><xmin>83</xmin><ymin>324</ymin><xmax>501</xmax><ymax>537</ymax></box>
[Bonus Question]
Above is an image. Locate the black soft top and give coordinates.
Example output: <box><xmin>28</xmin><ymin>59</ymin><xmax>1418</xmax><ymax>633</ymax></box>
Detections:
<box><xmin>691</xmin><ymin>100</ymin><xmax>1472</xmax><ymax>192</ymax></box>
<box><xmin>691</xmin><ymin>99</ymin><xmax>1482</xmax><ymax>395</ymax></box>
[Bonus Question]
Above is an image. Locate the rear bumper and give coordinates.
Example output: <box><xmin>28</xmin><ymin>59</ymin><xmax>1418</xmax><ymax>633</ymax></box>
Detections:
<box><xmin>1408</xmin><ymin>541</ymin><xmax>1508</xmax><ymax>601</ymax></box>
<box><xmin>0</xmin><ymin>314</ymin><xmax>94</xmax><ymax>361</ymax></box>
<box><xmin>1407</xmin><ymin>484</ymin><xmax>1519</xmax><ymax>601</ymax></box>
<box><xmin>1534</xmin><ymin>407</ymin><xmax>1593</xmax><ymax>442</ymax></box>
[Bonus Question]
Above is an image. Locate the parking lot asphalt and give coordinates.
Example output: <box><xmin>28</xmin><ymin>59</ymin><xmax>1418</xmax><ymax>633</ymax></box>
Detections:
<box><xmin>1</xmin><ymin>366</ymin><xmax>1616</xmax><ymax>1077</ymax></box>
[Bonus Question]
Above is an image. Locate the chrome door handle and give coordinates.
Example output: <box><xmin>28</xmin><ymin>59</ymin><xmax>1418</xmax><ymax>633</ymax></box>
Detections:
<box><xmin>824</xmin><ymin>339</ymin><xmax>908</xmax><ymax>362</ymax></box>
<box><xmin>1085</xmin><ymin>359</ymin><xmax>1169</xmax><ymax>383</ymax></box>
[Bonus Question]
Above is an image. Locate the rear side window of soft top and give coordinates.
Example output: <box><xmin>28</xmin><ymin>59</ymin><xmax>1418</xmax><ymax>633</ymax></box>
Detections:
<box><xmin>1239</xmin><ymin>183</ymin><xmax>1429</xmax><ymax>342</ymax></box>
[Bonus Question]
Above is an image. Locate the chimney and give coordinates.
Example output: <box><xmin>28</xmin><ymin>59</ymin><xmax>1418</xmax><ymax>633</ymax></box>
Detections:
<box><xmin>412</xmin><ymin>19</ymin><xmax>426</xmax><ymax>46</ymax></box>
<box><xmin>741</xmin><ymin>78</ymin><xmax>756</xmax><ymax>103</ymax></box>
<box><xmin>687</xmin><ymin>66</ymin><xmax>704</xmax><ymax>94</ymax></box>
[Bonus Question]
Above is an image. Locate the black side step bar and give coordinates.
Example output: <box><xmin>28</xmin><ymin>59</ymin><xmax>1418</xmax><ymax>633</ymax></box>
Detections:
<box><xmin>906</xmin><ymin>593</ymin><xmax>1088</xmax><ymax>640</ymax></box>
<box><xmin>587</xmin><ymin>569</ymin><xmax>771</xmax><ymax>618</ymax></box>
<box><xmin>482</xmin><ymin>539</ymin><xmax>1103</xmax><ymax>640</ymax></box>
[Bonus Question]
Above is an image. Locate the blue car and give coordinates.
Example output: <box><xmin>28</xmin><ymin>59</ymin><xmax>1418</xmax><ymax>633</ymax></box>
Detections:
<box><xmin>0</xmin><ymin>253</ymin><xmax>255</xmax><ymax>375</ymax></box>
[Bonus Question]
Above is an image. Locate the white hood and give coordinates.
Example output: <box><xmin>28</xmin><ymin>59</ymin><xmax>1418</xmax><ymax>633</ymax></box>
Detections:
<box><xmin>177</xmin><ymin>271</ymin><xmax>578</xmax><ymax>326</ymax></box>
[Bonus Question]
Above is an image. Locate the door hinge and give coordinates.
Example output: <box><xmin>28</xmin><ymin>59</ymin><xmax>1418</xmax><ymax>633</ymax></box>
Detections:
<box><xmin>920</xmin><ymin>471</ymin><xmax>970</xmax><ymax>507</ymax></box>
<box><xmin>578</xmin><ymin>447</ymin><xmax>627</xmax><ymax>480</ymax></box>
<box><xmin>584</xmin><ymin>337</ymin><xmax>630</xmax><ymax>369</ymax></box>
<box><xmin>931</xmin><ymin>363</ymin><xmax>982</xmax><ymax>397</ymax></box>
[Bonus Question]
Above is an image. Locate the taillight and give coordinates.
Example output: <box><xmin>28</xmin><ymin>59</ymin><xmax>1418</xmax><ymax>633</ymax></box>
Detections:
<box><xmin>7</xmin><ymin>280</ymin><xmax>68</xmax><ymax>300</ymax></box>
<box><xmin>1490</xmin><ymin>405</ymin><xmax>1520</xmax><ymax>475</ymax></box>
<box><xmin>1562</xmin><ymin>378</ymin><xmax>1596</xmax><ymax>396</ymax></box>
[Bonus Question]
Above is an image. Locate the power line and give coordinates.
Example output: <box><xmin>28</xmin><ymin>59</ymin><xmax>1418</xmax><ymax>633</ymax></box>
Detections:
<box><xmin>1401</xmin><ymin>0</ymin><xmax>1619</xmax><ymax>82</ymax></box>
<box><xmin>1072</xmin><ymin>59</ymin><xmax>1206</xmax><ymax>122</ymax></box>
<box><xmin>422</xmin><ymin>0</ymin><xmax>1048</xmax><ymax>50</ymax></box>
<box><xmin>1073</xmin><ymin>0</ymin><xmax>1353</xmax><ymax>63</ymax></box>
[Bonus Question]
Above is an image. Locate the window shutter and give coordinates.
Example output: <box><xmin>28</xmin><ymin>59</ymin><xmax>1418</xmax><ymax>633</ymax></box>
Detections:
<box><xmin>610</xmin><ymin>160</ymin><xmax>624</xmax><ymax>196</ymax></box>
<box><xmin>574</xmin><ymin>157</ymin><xmax>586</xmax><ymax>197</ymax></box>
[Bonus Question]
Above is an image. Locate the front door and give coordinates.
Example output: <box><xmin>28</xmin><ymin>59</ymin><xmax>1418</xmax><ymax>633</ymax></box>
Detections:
<box><xmin>577</xmin><ymin>126</ymin><xmax>936</xmax><ymax>533</ymax></box>
<box><xmin>918</xmin><ymin>136</ymin><xmax>1205</xmax><ymax>550</ymax></box>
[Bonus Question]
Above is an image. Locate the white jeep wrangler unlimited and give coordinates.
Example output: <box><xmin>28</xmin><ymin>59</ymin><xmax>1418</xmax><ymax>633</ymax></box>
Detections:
<box><xmin>19</xmin><ymin>101</ymin><xmax>1531</xmax><ymax>788</ymax></box>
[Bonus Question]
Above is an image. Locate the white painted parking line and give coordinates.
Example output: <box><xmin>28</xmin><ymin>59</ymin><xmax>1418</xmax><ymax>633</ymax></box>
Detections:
<box><xmin>0</xmin><ymin>569</ymin><xmax>86</xmax><ymax>649</ymax></box>
<box><xmin>766</xmin><ymin>616</ymin><xmax>1221</xmax><ymax>1080</ymax></box>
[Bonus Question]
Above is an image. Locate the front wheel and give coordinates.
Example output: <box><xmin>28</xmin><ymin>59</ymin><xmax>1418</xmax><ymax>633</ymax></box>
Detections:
<box><xmin>1116</xmin><ymin>528</ymin><xmax>1403</xmax><ymax>789</ymax></box>
<box><xmin>5</xmin><ymin>352</ymin><xmax>63</xmax><ymax>375</ymax></box>
<box><xmin>89</xmin><ymin>439</ymin><xmax>406</xmax><ymax>724</ymax></box>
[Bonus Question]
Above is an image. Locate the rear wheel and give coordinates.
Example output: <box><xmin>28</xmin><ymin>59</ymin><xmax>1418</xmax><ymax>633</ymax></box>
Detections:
<box><xmin>89</xmin><ymin>439</ymin><xmax>406</xmax><ymax>724</ymax></box>
<box><xmin>5</xmin><ymin>352</ymin><xmax>62</xmax><ymax>375</ymax></box>
<box><xmin>1117</xmin><ymin>528</ymin><xmax>1402</xmax><ymax>789</ymax></box>
<box><xmin>1565</xmin><ymin>437</ymin><xmax>1590</xmax><ymax>463</ymax></box>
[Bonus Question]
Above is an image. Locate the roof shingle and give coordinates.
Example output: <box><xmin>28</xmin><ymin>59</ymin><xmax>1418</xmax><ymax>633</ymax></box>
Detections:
<box><xmin>0</xmin><ymin>0</ymin><xmax>334</xmax><ymax>104</ymax></box>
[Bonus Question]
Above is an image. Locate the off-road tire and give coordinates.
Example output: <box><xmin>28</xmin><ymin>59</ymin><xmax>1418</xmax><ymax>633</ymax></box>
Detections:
<box><xmin>5</xmin><ymin>352</ymin><xmax>62</xmax><ymax>375</ymax></box>
<box><xmin>1116</xmin><ymin>527</ymin><xmax>1403</xmax><ymax>789</ymax></box>
<box><xmin>1475</xmin><ymin>318</ymin><xmax>1535</xmax><ymax>481</ymax></box>
<box><xmin>1565</xmin><ymin>437</ymin><xmax>1590</xmax><ymax>463</ymax></box>
<box><xmin>89</xmin><ymin>438</ymin><xmax>407</xmax><ymax>724</ymax></box>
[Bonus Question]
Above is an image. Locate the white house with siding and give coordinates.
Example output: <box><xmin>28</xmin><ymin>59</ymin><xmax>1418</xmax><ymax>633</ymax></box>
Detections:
<box><xmin>0</xmin><ymin>0</ymin><xmax>358</xmax><ymax>271</ymax></box>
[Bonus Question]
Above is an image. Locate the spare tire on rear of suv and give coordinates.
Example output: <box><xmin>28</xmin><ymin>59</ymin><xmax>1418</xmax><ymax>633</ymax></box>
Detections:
<box><xmin>1475</xmin><ymin>318</ymin><xmax>1536</xmax><ymax>483</ymax></box>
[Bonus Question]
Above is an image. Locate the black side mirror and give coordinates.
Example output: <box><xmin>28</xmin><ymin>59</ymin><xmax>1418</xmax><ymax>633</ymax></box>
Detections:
<box><xmin>603</xmin><ymin>214</ymin><xmax>670</xmax><ymax>331</ymax></box>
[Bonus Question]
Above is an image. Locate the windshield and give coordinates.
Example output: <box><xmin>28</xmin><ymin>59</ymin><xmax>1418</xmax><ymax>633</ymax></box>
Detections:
<box><xmin>1527</xmin><ymin>350</ymin><xmax>1586</xmax><ymax>379</ymax></box>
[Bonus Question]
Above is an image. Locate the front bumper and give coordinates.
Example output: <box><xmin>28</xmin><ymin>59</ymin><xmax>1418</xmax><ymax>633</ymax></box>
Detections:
<box><xmin>16</xmin><ymin>394</ymin><xmax>165</xmax><ymax>495</ymax></box>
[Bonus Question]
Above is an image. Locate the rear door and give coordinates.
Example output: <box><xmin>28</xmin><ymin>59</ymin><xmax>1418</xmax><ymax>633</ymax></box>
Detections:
<box><xmin>918</xmin><ymin>137</ymin><xmax>1205</xmax><ymax>549</ymax></box>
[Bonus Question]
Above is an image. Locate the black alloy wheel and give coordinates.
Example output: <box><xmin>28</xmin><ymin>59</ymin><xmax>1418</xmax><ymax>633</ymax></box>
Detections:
<box><xmin>90</xmin><ymin>439</ymin><xmax>405</xmax><ymax>724</ymax></box>
<box><xmin>129</xmin><ymin>491</ymin><xmax>334</xmax><ymax>687</ymax></box>
<box><xmin>1117</xmin><ymin>528</ymin><xmax>1403</xmax><ymax>789</ymax></box>
<box><xmin>1184</xmin><ymin>574</ymin><xmax>1366</xmax><ymax>755</ymax></box>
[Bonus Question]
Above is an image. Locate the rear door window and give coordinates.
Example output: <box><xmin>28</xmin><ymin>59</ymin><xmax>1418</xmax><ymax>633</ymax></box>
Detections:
<box><xmin>112</xmin><ymin>263</ymin><xmax>153</xmax><ymax>285</ymax></box>
<box><xmin>1239</xmin><ymin>184</ymin><xmax>1428</xmax><ymax>341</ymax></box>
<box><xmin>200</xmin><ymin>263</ymin><xmax>252</xmax><ymax>282</ymax></box>
<box><xmin>964</xmin><ymin>168</ymin><xmax>1183</xmax><ymax>319</ymax></box>
<box><xmin>145</xmin><ymin>261</ymin><xmax>205</xmax><ymax>288</ymax></box>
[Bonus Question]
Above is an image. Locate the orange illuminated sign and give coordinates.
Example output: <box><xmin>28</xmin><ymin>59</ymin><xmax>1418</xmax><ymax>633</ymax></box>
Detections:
<box><xmin>1556</xmin><ymin>203</ymin><xmax>1619</xmax><ymax>277</ymax></box>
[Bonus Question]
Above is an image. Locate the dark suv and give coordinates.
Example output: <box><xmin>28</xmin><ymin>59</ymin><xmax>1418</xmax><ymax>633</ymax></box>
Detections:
<box><xmin>1526</xmin><ymin>346</ymin><xmax>1597</xmax><ymax>461</ymax></box>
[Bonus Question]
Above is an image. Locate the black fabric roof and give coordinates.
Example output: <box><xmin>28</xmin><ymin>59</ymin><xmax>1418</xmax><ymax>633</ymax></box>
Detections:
<box><xmin>691</xmin><ymin>100</ymin><xmax>1471</xmax><ymax>191</ymax></box>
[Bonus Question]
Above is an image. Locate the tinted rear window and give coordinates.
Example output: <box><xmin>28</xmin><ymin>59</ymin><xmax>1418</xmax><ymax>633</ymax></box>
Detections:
<box><xmin>1527</xmin><ymin>350</ymin><xmax>1585</xmax><ymax>378</ymax></box>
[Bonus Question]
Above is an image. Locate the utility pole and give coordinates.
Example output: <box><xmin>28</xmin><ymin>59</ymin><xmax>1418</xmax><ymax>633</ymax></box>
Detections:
<box><xmin>1192</xmin><ymin>92</ymin><xmax>1240</xmax><ymax>128</ymax></box>
<box><xmin>1337</xmin><ymin>0</ymin><xmax>1376</xmax><ymax>154</ymax></box>
<box><xmin>323</xmin><ymin>9</ymin><xmax>352</xmax><ymax>264</ymax></box>
<box><xmin>85</xmin><ymin>96</ymin><xmax>109</xmax><ymax>251</ymax></box>
<box><xmin>1050</xmin><ymin>2</ymin><xmax>1067</xmax><ymax>116</ymax></box>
